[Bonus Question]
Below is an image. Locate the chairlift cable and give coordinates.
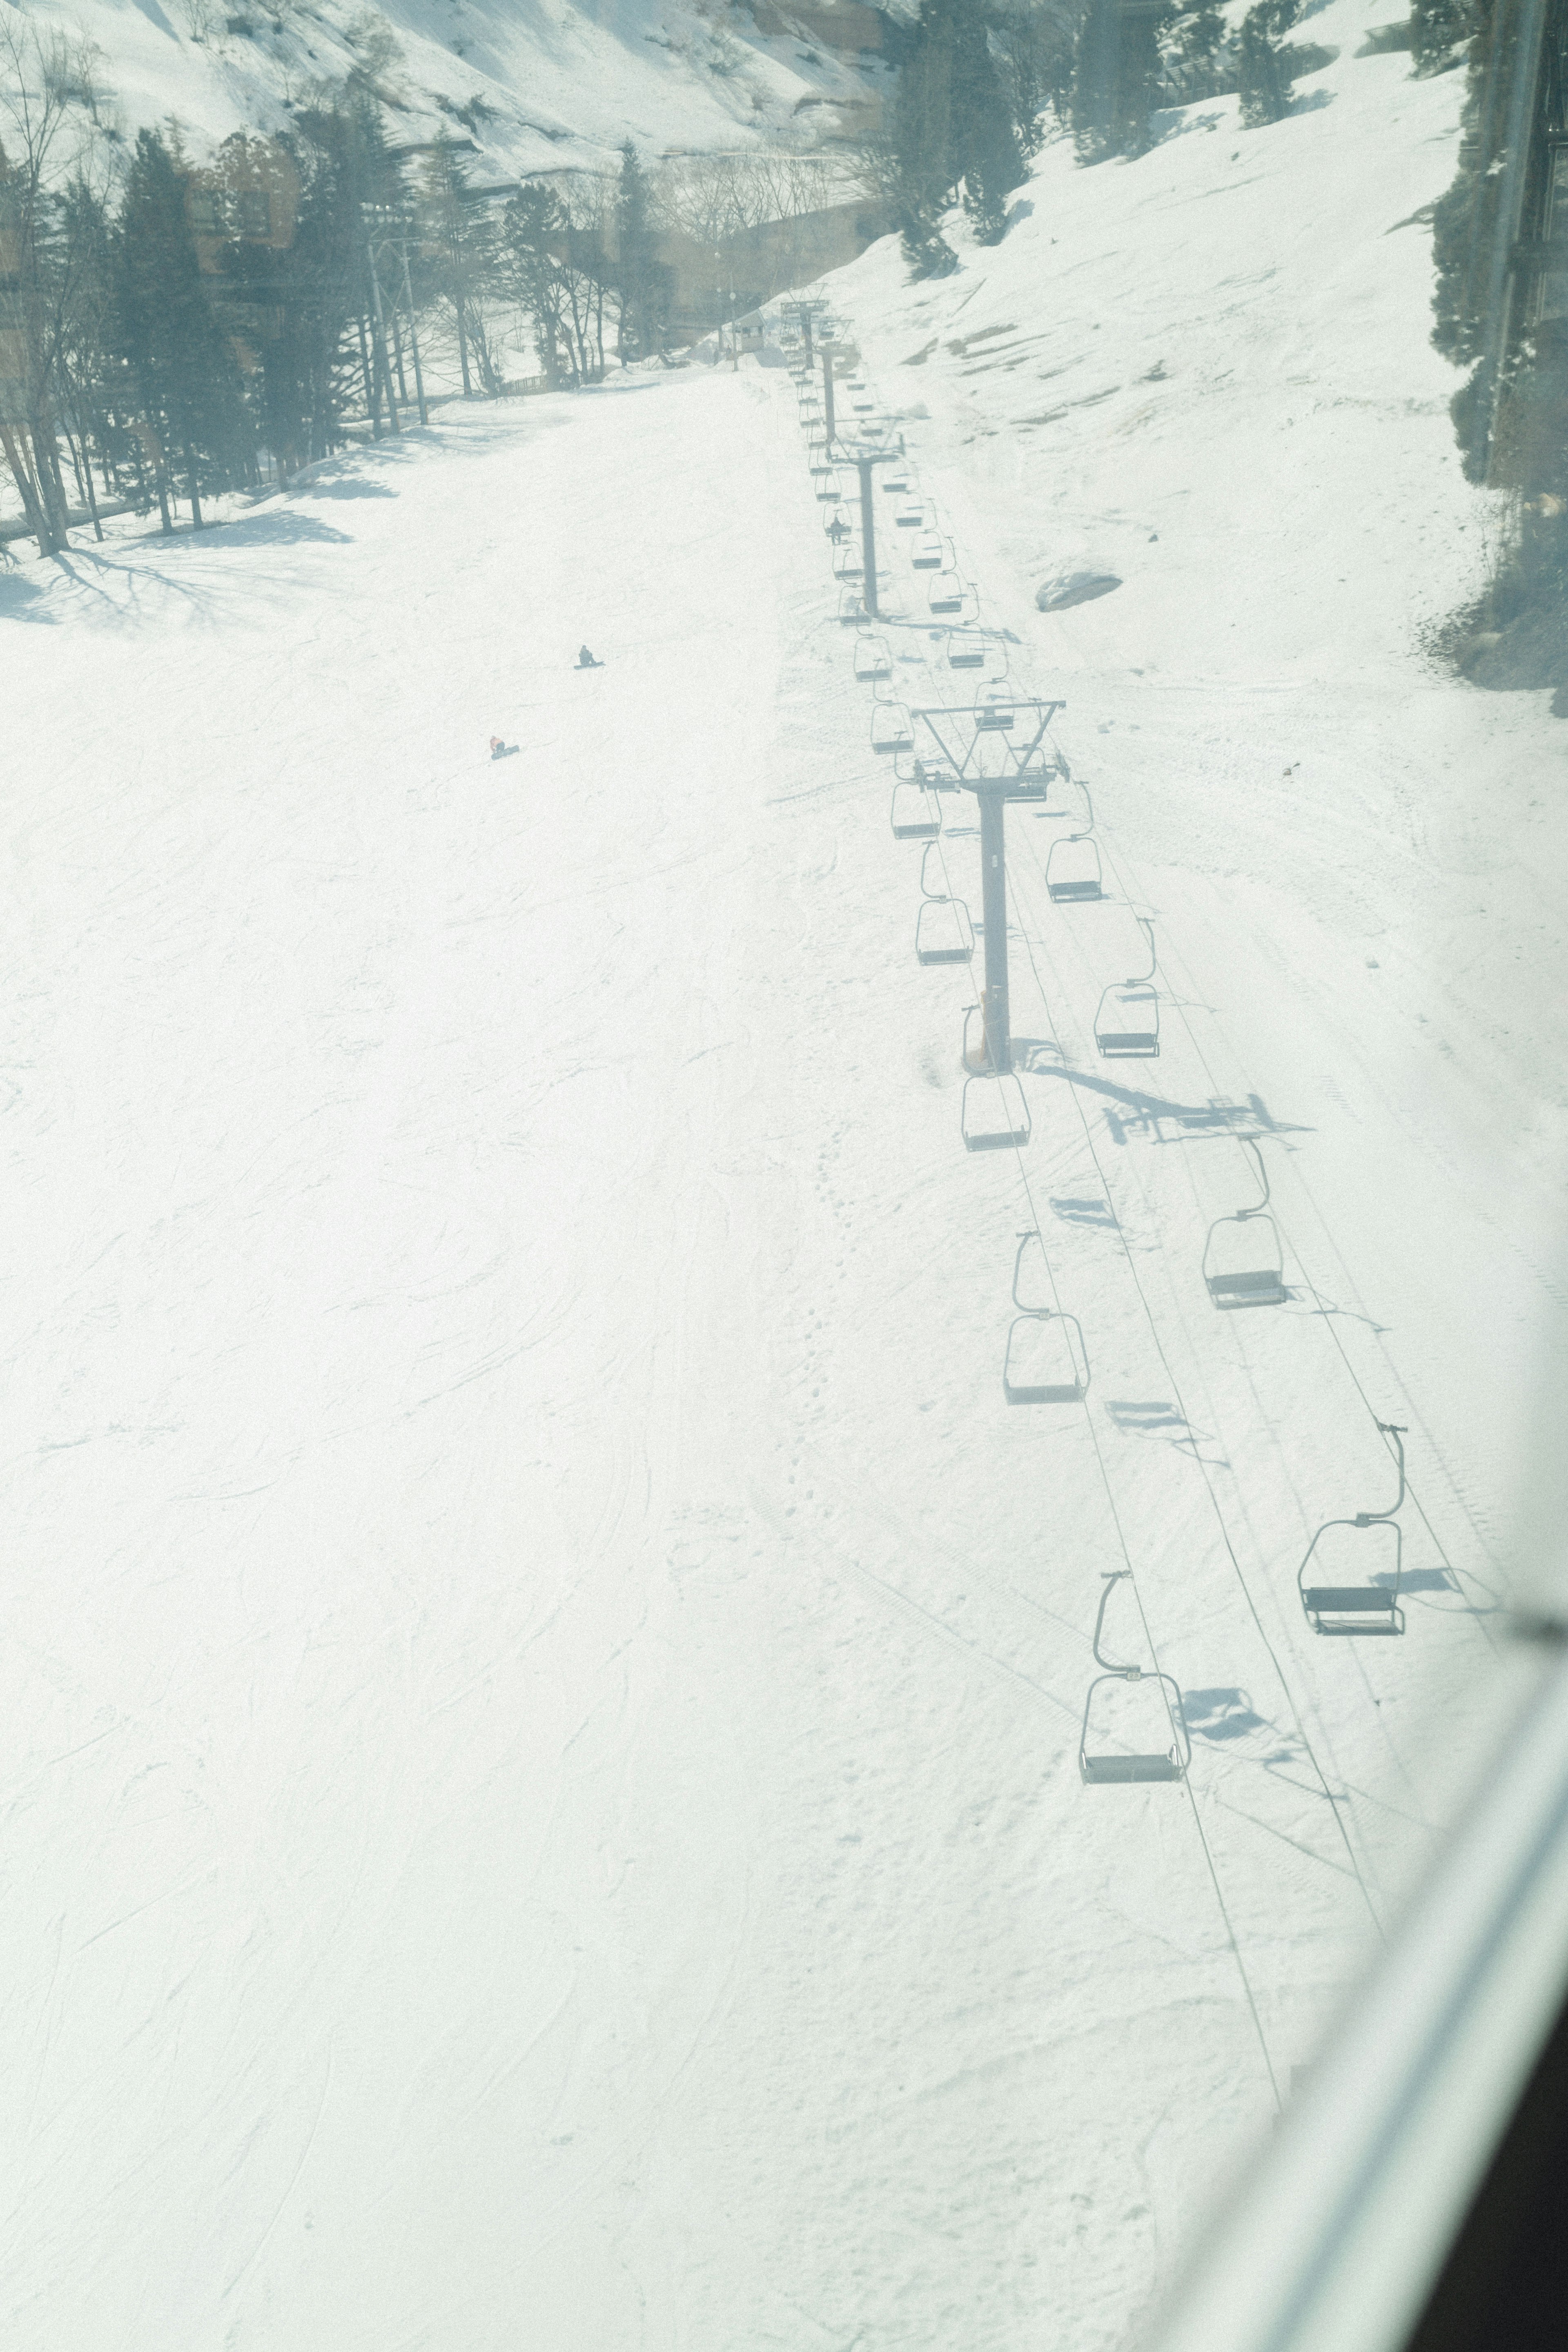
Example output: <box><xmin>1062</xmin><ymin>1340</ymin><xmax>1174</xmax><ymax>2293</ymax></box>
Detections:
<box><xmin>919</xmin><ymin>808</ymin><xmax>1284</xmax><ymax>2101</ymax></box>
<box><xmin>1083</xmin><ymin>822</ymin><xmax>1505</xmax><ymax>1642</ymax></box>
<box><xmin>1004</xmin><ymin>837</ymin><xmax>1389</xmax><ymax>1942</ymax></box>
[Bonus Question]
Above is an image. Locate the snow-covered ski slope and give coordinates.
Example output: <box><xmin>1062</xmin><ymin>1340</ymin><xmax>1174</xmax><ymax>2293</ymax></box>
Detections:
<box><xmin>18</xmin><ymin>0</ymin><xmax>880</xmax><ymax>178</ymax></box>
<box><xmin>4</xmin><ymin>14</ymin><xmax>1564</xmax><ymax>2350</ymax></box>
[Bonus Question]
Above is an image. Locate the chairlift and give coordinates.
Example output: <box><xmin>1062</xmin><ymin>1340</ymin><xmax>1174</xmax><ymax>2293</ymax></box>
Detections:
<box><xmin>946</xmin><ymin>633</ymin><xmax>986</xmax><ymax>670</ymax></box>
<box><xmin>854</xmin><ymin>634</ymin><xmax>892</xmax><ymax>683</ymax></box>
<box><xmin>1080</xmin><ymin>1573</ymin><xmax>1191</xmax><ymax>1785</ymax></box>
<box><xmin>914</xmin><ymin>843</ymin><xmax>974</xmax><ymax>964</ymax></box>
<box><xmin>975</xmin><ymin>686</ymin><xmax>1015</xmax><ymax>732</ymax></box>
<box><xmin>915</xmin><ymin>898</ymin><xmax>975</xmax><ymax>965</ymax></box>
<box><xmin>928</xmin><ymin>573</ymin><xmax>967</xmax><ymax>617</ymax></box>
<box><xmin>872</xmin><ymin>701</ymin><xmax>914</xmax><ymax>756</ymax></box>
<box><xmin>1297</xmin><ymin>1425</ymin><xmax>1409</xmax><ymax>1635</ymax></box>
<box><xmin>893</xmin><ymin>500</ymin><xmax>925</xmax><ymax>530</ymax></box>
<box><xmin>1094</xmin><ymin>918</ymin><xmax>1159</xmax><ymax>1058</ymax></box>
<box><xmin>1003</xmin><ymin>1233</ymin><xmax>1089</xmax><ymax>1403</ymax></box>
<box><xmin>833</xmin><ymin>542</ymin><xmax>864</xmax><ymax>581</ymax></box>
<box><xmin>911</xmin><ymin>533</ymin><xmax>947</xmax><ymax>571</ymax></box>
<box><xmin>1202</xmin><ymin>1138</ymin><xmax>1288</xmax><ymax>1309</ymax></box>
<box><xmin>890</xmin><ymin>780</ymin><xmax>942</xmax><ymax>838</ymax></box>
<box><xmin>880</xmin><ymin>470</ymin><xmax>913</xmax><ymax>495</ymax></box>
<box><xmin>1045</xmin><ymin>784</ymin><xmax>1103</xmax><ymax>901</ymax></box>
<box><xmin>817</xmin><ymin>469</ymin><xmax>849</xmax><ymax>503</ymax></box>
<box><xmin>808</xmin><ymin>441</ymin><xmax>832</xmax><ymax>474</ymax></box>
<box><xmin>960</xmin><ymin>1019</ymin><xmax>1030</xmax><ymax>1150</ymax></box>
<box><xmin>837</xmin><ymin>587</ymin><xmax>866</xmax><ymax>625</ymax></box>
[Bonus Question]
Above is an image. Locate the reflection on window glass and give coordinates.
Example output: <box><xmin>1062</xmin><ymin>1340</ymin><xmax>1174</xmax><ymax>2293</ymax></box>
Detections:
<box><xmin>0</xmin><ymin>2</ymin><xmax>1561</xmax><ymax>2349</ymax></box>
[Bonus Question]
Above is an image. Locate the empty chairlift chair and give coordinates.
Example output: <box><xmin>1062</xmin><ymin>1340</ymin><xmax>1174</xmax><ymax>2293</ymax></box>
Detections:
<box><xmin>946</xmin><ymin>631</ymin><xmax>988</xmax><ymax>671</ymax></box>
<box><xmin>975</xmin><ymin>685</ymin><xmax>1015</xmax><ymax>732</ymax></box>
<box><xmin>928</xmin><ymin>572</ymin><xmax>969</xmax><ymax>618</ymax></box>
<box><xmin>871</xmin><ymin>700</ymin><xmax>914</xmax><ymax>756</ymax></box>
<box><xmin>1202</xmin><ymin>1137</ymin><xmax>1288</xmax><ymax>1309</ymax></box>
<box><xmin>893</xmin><ymin>499</ymin><xmax>925</xmax><ymax>530</ymax></box>
<box><xmin>1297</xmin><ymin>1424</ymin><xmax>1409</xmax><ymax>1635</ymax></box>
<box><xmin>960</xmin><ymin>1007</ymin><xmax>1031</xmax><ymax>1151</ymax></box>
<box><xmin>833</xmin><ymin>540</ymin><xmax>864</xmax><ymax>582</ymax></box>
<box><xmin>1094</xmin><ymin>918</ymin><xmax>1160</xmax><ymax>1057</ymax></box>
<box><xmin>1002</xmin><ymin>1232</ymin><xmax>1089</xmax><ymax>1403</ymax></box>
<box><xmin>854</xmin><ymin>633</ymin><xmax>892</xmax><ymax>683</ymax></box>
<box><xmin>890</xmin><ymin>778</ymin><xmax>942</xmax><ymax>838</ymax></box>
<box><xmin>1080</xmin><ymin>1572</ymin><xmax>1191</xmax><ymax>1786</ymax></box>
<box><xmin>911</xmin><ymin>532</ymin><xmax>947</xmax><ymax>571</ymax></box>
<box><xmin>1046</xmin><ymin>785</ymin><xmax>1103</xmax><ymax>902</ymax></box>
<box><xmin>915</xmin><ymin>840</ymin><xmax>974</xmax><ymax>965</ymax></box>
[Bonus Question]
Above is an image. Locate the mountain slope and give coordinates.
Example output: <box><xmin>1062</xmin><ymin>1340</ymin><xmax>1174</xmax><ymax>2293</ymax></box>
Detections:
<box><xmin>15</xmin><ymin>0</ymin><xmax>886</xmax><ymax>176</ymax></box>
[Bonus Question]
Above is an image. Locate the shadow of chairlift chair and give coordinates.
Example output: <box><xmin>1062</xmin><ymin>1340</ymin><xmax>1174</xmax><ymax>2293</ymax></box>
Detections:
<box><xmin>960</xmin><ymin>1007</ymin><xmax>1031</xmax><ymax>1150</ymax></box>
<box><xmin>1003</xmin><ymin>1232</ymin><xmax>1089</xmax><ymax>1403</ymax></box>
<box><xmin>854</xmin><ymin>633</ymin><xmax>892</xmax><ymax>683</ymax></box>
<box><xmin>1046</xmin><ymin>785</ymin><xmax>1103</xmax><ymax>902</ymax></box>
<box><xmin>1080</xmin><ymin>1572</ymin><xmax>1192</xmax><ymax>1785</ymax></box>
<box><xmin>1202</xmin><ymin>1137</ymin><xmax>1288</xmax><ymax>1309</ymax></box>
<box><xmin>1094</xmin><ymin>918</ymin><xmax>1160</xmax><ymax>1058</ymax></box>
<box><xmin>1297</xmin><ymin>1423</ymin><xmax>1409</xmax><ymax>1635</ymax></box>
<box><xmin>890</xmin><ymin>778</ymin><xmax>942</xmax><ymax>838</ymax></box>
<box><xmin>915</xmin><ymin>841</ymin><xmax>974</xmax><ymax>965</ymax></box>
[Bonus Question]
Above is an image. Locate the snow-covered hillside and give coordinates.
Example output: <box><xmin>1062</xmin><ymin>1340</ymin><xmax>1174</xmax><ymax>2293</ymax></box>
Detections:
<box><xmin>15</xmin><ymin>0</ymin><xmax>884</xmax><ymax>176</ymax></box>
<box><xmin>3</xmin><ymin>10</ymin><xmax>1563</xmax><ymax>2352</ymax></box>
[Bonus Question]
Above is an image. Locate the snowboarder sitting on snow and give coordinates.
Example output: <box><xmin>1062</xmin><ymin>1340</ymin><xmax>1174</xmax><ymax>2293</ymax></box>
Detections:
<box><xmin>576</xmin><ymin>644</ymin><xmax>602</xmax><ymax>669</ymax></box>
<box><xmin>490</xmin><ymin>735</ymin><xmax>518</xmax><ymax>761</ymax></box>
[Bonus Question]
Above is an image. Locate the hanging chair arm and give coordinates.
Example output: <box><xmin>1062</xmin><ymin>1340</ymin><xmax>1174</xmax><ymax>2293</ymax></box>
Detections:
<box><xmin>1092</xmin><ymin>1570</ymin><xmax>1139</xmax><ymax>1673</ymax></box>
<box><xmin>1235</xmin><ymin>1136</ymin><xmax>1273</xmax><ymax>1221</ymax></box>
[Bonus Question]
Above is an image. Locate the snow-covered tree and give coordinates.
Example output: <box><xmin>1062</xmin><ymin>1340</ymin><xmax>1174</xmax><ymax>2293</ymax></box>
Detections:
<box><xmin>1236</xmin><ymin>0</ymin><xmax>1299</xmax><ymax>127</ymax></box>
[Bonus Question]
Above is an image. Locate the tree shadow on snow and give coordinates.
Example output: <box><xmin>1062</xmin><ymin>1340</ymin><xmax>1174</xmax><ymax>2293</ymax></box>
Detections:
<box><xmin>0</xmin><ymin>569</ymin><xmax>56</xmax><ymax>624</ymax></box>
<box><xmin>298</xmin><ymin>478</ymin><xmax>396</xmax><ymax>500</ymax></box>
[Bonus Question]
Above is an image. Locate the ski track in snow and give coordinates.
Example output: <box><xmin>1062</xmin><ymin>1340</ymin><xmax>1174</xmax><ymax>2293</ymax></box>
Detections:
<box><xmin>4</xmin><ymin>17</ymin><xmax>1566</xmax><ymax>2345</ymax></box>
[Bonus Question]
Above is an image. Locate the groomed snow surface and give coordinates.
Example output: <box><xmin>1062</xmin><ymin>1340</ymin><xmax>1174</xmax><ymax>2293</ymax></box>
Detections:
<box><xmin>4</xmin><ymin>16</ymin><xmax>1565</xmax><ymax>2348</ymax></box>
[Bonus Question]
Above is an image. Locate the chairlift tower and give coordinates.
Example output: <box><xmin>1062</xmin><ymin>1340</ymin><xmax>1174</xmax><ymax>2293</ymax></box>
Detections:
<box><xmin>840</xmin><ymin>429</ymin><xmax>904</xmax><ymax>618</ymax></box>
<box><xmin>909</xmin><ymin>697</ymin><xmax>1066</xmax><ymax>1073</ymax></box>
<box><xmin>781</xmin><ymin>294</ymin><xmax>828</xmax><ymax>366</ymax></box>
<box><xmin>361</xmin><ymin>202</ymin><xmax>429</xmax><ymax>428</ymax></box>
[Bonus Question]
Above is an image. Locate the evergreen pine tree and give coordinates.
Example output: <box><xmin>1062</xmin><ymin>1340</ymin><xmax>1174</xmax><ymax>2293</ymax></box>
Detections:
<box><xmin>614</xmin><ymin>141</ymin><xmax>666</xmax><ymax>360</ymax></box>
<box><xmin>1164</xmin><ymin>1</ymin><xmax>1229</xmax><ymax>98</ymax></box>
<box><xmin>1410</xmin><ymin>0</ymin><xmax>1473</xmax><ymax>74</ymax></box>
<box><xmin>419</xmin><ymin>128</ymin><xmax>499</xmax><ymax>395</ymax></box>
<box><xmin>1236</xmin><ymin>0</ymin><xmax>1299</xmax><ymax>127</ymax></box>
<box><xmin>114</xmin><ymin>127</ymin><xmax>251</xmax><ymax>528</ymax></box>
<box><xmin>1071</xmin><ymin>0</ymin><xmax>1173</xmax><ymax>163</ymax></box>
<box><xmin>889</xmin><ymin>0</ymin><xmax>1027</xmax><ymax>271</ymax></box>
